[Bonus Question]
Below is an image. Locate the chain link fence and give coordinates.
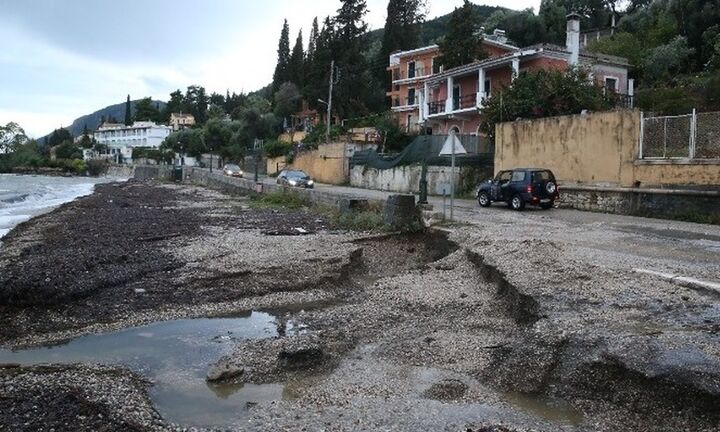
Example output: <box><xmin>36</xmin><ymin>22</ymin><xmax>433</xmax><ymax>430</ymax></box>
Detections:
<box><xmin>640</xmin><ymin>111</ymin><xmax>720</xmax><ymax>159</ymax></box>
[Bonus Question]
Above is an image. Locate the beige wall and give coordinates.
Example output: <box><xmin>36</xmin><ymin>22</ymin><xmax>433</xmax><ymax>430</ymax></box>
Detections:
<box><xmin>266</xmin><ymin>156</ymin><xmax>286</xmax><ymax>175</ymax></box>
<box><xmin>289</xmin><ymin>143</ymin><xmax>347</xmax><ymax>185</ymax></box>
<box><xmin>496</xmin><ymin>110</ymin><xmax>640</xmax><ymax>186</ymax></box>
<box><xmin>496</xmin><ymin>110</ymin><xmax>720</xmax><ymax>187</ymax></box>
<box><xmin>279</xmin><ymin>131</ymin><xmax>307</xmax><ymax>144</ymax></box>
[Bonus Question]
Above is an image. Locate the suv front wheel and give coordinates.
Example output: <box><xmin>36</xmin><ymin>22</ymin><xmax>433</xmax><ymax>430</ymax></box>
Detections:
<box><xmin>510</xmin><ymin>194</ymin><xmax>525</xmax><ymax>211</ymax></box>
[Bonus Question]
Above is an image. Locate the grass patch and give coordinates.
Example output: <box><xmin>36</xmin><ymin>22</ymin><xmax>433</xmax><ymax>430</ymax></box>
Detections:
<box><xmin>250</xmin><ymin>190</ymin><xmax>310</xmax><ymax>210</ymax></box>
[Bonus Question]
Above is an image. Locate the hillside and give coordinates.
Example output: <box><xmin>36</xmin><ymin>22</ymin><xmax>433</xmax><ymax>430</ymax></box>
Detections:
<box><xmin>43</xmin><ymin>99</ymin><xmax>166</xmax><ymax>140</ymax></box>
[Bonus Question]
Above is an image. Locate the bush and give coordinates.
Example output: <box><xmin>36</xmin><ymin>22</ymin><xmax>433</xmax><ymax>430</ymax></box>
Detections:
<box><xmin>86</xmin><ymin>159</ymin><xmax>109</xmax><ymax>176</ymax></box>
<box><xmin>480</xmin><ymin>68</ymin><xmax>611</xmax><ymax>141</ymax></box>
<box><xmin>264</xmin><ymin>139</ymin><xmax>292</xmax><ymax>158</ymax></box>
<box><xmin>251</xmin><ymin>190</ymin><xmax>310</xmax><ymax>209</ymax></box>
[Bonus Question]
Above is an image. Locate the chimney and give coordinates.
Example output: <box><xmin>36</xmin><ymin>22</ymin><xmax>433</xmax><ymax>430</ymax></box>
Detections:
<box><xmin>566</xmin><ymin>13</ymin><xmax>581</xmax><ymax>66</ymax></box>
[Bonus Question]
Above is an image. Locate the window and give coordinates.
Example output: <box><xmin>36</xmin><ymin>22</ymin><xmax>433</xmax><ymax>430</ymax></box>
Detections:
<box><xmin>408</xmin><ymin>88</ymin><xmax>416</xmax><ymax>105</ymax></box>
<box><xmin>449</xmin><ymin>125</ymin><xmax>461</xmax><ymax>135</ymax></box>
<box><xmin>496</xmin><ymin>171</ymin><xmax>512</xmax><ymax>183</ymax></box>
<box><xmin>452</xmin><ymin>85</ymin><xmax>461</xmax><ymax>110</ymax></box>
<box><xmin>532</xmin><ymin>171</ymin><xmax>553</xmax><ymax>182</ymax></box>
<box><xmin>407</xmin><ymin>115</ymin><xmax>413</xmax><ymax>132</ymax></box>
<box><xmin>408</xmin><ymin>61</ymin><xmax>416</xmax><ymax>79</ymax></box>
<box><xmin>484</xmin><ymin>79</ymin><xmax>492</xmax><ymax>97</ymax></box>
<box><xmin>432</xmin><ymin>58</ymin><xmax>443</xmax><ymax>74</ymax></box>
<box><xmin>511</xmin><ymin>171</ymin><xmax>527</xmax><ymax>182</ymax></box>
<box><xmin>604</xmin><ymin>76</ymin><xmax>618</xmax><ymax>94</ymax></box>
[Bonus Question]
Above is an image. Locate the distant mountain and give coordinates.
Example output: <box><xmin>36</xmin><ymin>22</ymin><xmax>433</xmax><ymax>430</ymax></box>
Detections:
<box><xmin>41</xmin><ymin>99</ymin><xmax>166</xmax><ymax>142</ymax></box>
<box><xmin>367</xmin><ymin>4</ymin><xmax>511</xmax><ymax>47</ymax></box>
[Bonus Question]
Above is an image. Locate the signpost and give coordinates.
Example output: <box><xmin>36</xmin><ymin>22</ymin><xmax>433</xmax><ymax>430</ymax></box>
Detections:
<box><xmin>439</xmin><ymin>132</ymin><xmax>467</xmax><ymax>221</ymax></box>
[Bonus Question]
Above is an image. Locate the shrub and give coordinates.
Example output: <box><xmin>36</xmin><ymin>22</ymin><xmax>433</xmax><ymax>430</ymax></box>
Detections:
<box><xmin>86</xmin><ymin>159</ymin><xmax>109</xmax><ymax>176</ymax></box>
<box><xmin>264</xmin><ymin>139</ymin><xmax>292</xmax><ymax>158</ymax></box>
<box><xmin>251</xmin><ymin>190</ymin><xmax>310</xmax><ymax>209</ymax></box>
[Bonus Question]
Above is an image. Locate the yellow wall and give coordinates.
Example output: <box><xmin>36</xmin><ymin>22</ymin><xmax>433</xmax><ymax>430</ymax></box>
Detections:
<box><xmin>289</xmin><ymin>143</ymin><xmax>346</xmax><ymax>185</ymax></box>
<box><xmin>495</xmin><ymin>110</ymin><xmax>720</xmax><ymax>187</ymax></box>
<box><xmin>279</xmin><ymin>131</ymin><xmax>307</xmax><ymax>144</ymax></box>
<box><xmin>266</xmin><ymin>156</ymin><xmax>286</xmax><ymax>175</ymax></box>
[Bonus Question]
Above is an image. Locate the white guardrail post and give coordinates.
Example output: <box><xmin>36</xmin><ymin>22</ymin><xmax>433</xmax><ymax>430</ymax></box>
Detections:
<box><xmin>638</xmin><ymin>111</ymin><xmax>644</xmax><ymax>159</ymax></box>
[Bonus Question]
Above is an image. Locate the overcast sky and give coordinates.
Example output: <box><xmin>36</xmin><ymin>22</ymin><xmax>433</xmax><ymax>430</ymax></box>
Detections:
<box><xmin>0</xmin><ymin>0</ymin><xmax>540</xmax><ymax>137</ymax></box>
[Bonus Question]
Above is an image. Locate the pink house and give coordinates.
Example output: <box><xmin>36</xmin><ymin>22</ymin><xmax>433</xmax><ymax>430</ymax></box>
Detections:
<box><xmin>392</xmin><ymin>14</ymin><xmax>633</xmax><ymax>136</ymax></box>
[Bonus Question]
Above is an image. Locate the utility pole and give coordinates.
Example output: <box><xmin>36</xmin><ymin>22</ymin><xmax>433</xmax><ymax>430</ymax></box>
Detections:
<box><xmin>326</xmin><ymin>60</ymin><xmax>335</xmax><ymax>144</ymax></box>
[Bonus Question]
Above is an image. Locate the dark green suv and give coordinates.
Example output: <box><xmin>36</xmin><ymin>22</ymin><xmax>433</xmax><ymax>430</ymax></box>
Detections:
<box><xmin>476</xmin><ymin>168</ymin><xmax>559</xmax><ymax>211</ymax></box>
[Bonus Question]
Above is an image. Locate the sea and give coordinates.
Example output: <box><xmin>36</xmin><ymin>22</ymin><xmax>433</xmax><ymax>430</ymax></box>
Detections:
<box><xmin>0</xmin><ymin>174</ymin><xmax>115</xmax><ymax>241</ymax></box>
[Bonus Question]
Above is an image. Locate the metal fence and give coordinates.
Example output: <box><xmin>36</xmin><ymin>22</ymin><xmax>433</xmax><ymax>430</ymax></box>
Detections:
<box><xmin>640</xmin><ymin>110</ymin><xmax>720</xmax><ymax>159</ymax></box>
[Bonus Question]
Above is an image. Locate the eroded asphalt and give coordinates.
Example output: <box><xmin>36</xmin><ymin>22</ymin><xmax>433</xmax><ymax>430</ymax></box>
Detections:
<box><xmin>1</xmin><ymin>180</ymin><xmax>719</xmax><ymax>432</ymax></box>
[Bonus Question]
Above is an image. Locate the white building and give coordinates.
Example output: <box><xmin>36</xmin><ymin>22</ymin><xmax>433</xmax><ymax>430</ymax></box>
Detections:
<box><xmin>94</xmin><ymin>121</ymin><xmax>171</xmax><ymax>164</ymax></box>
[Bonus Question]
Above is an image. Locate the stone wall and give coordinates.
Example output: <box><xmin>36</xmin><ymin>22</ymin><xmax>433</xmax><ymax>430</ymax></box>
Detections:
<box><xmin>133</xmin><ymin>165</ymin><xmax>175</xmax><ymax>181</ymax></box>
<box><xmin>559</xmin><ymin>185</ymin><xmax>720</xmax><ymax>219</ymax></box>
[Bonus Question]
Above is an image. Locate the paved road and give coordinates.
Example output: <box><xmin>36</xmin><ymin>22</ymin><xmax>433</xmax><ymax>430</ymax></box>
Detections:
<box><xmin>261</xmin><ymin>177</ymin><xmax>720</xmax><ymax>285</ymax></box>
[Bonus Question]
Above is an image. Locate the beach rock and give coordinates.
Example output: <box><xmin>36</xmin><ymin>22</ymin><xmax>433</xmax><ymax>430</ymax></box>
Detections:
<box><xmin>206</xmin><ymin>360</ymin><xmax>245</xmax><ymax>382</ymax></box>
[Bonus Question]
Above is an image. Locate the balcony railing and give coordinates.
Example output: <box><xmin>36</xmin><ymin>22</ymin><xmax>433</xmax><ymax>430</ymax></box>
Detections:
<box><xmin>392</xmin><ymin>67</ymin><xmax>430</xmax><ymax>81</ymax></box>
<box><xmin>429</xmin><ymin>100</ymin><xmax>446</xmax><ymax>115</ymax></box>
<box><xmin>454</xmin><ymin>94</ymin><xmax>478</xmax><ymax>111</ymax></box>
<box><xmin>392</xmin><ymin>97</ymin><xmax>419</xmax><ymax>108</ymax></box>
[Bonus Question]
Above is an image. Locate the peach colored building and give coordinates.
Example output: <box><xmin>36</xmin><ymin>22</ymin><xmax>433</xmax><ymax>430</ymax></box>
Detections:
<box><xmin>389</xmin><ymin>14</ymin><xmax>633</xmax><ymax>137</ymax></box>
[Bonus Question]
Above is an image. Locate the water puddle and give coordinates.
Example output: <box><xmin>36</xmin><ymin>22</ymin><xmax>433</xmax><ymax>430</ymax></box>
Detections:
<box><xmin>502</xmin><ymin>392</ymin><xmax>584</xmax><ymax>426</ymax></box>
<box><xmin>0</xmin><ymin>312</ymin><xmax>288</xmax><ymax>428</ymax></box>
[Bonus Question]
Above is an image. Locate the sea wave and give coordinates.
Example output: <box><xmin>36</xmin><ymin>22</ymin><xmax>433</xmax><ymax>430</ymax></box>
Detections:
<box><xmin>0</xmin><ymin>176</ymin><xmax>100</xmax><ymax>241</ymax></box>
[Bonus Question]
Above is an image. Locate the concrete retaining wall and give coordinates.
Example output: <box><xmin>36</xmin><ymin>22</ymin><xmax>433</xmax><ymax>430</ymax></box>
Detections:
<box><xmin>183</xmin><ymin>167</ymin><xmax>389</xmax><ymax>209</ymax></box>
<box><xmin>351</xmin><ymin>165</ymin><xmax>473</xmax><ymax>195</ymax></box>
<box><xmin>133</xmin><ymin>165</ymin><xmax>174</xmax><ymax>181</ymax></box>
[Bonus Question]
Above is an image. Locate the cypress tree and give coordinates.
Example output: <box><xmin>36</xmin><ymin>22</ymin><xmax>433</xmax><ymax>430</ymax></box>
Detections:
<box><xmin>289</xmin><ymin>30</ymin><xmax>305</xmax><ymax>89</ymax></box>
<box><xmin>272</xmin><ymin>20</ymin><xmax>291</xmax><ymax>92</ymax></box>
<box><xmin>307</xmin><ymin>17</ymin><xmax>319</xmax><ymax>61</ymax></box>
<box><xmin>334</xmin><ymin>0</ymin><xmax>370</xmax><ymax>118</ymax></box>
<box><xmin>437</xmin><ymin>0</ymin><xmax>487</xmax><ymax>69</ymax></box>
<box><xmin>124</xmin><ymin>94</ymin><xmax>132</xmax><ymax>125</ymax></box>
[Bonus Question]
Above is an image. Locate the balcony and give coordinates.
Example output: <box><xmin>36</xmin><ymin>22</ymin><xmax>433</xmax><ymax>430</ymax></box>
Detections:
<box><xmin>391</xmin><ymin>97</ymin><xmax>419</xmax><ymax>110</ymax></box>
<box><xmin>454</xmin><ymin>94</ymin><xmax>478</xmax><ymax>111</ymax></box>
<box><xmin>392</xmin><ymin>66</ymin><xmax>430</xmax><ymax>82</ymax></box>
<box><xmin>429</xmin><ymin>100</ymin><xmax>446</xmax><ymax>115</ymax></box>
<box><xmin>428</xmin><ymin>94</ymin><xmax>479</xmax><ymax>116</ymax></box>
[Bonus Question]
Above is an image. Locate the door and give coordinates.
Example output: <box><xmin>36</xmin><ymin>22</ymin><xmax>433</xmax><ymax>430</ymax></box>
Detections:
<box><xmin>408</xmin><ymin>61</ymin><xmax>416</xmax><ymax>79</ymax></box>
<box><xmin>491</xmin><ymin>171</ymin><xmax>511</xmax><ymax>200</ymax></box>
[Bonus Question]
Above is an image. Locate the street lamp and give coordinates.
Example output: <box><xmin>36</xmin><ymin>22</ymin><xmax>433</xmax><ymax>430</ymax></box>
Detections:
<box><xmin>318</xmin><ymin>98</ymin><xmax>331</xmax><ymax>144</ymax></box>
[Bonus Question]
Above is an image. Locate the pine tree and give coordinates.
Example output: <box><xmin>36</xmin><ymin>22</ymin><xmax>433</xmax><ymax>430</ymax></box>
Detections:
<box><xmin>272</xmin><ymin>20</ymin><xmax>291</xmax><ymax>93</ymax></box>
<box><xmin>437</xmin><ymin>0</ymin><xmax>486</xmax><ymax>70</ymax></box>
<box><xmin>124</xmin><ymin>95</ymin><xmax>132</xmax><ymax>125</ymax></box>
<box><xmin>289</xmin><ymin>30</ymin><xmax>305</xmax><ymax>88</ymax></box>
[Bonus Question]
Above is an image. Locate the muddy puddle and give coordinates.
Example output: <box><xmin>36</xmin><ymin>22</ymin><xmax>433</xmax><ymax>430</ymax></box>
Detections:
<box><xmin>502</xmin><ymin>392</ymin><xmax>584</xmax><ymax>426</ymax></box>
<box><xmin>0</xmin><ymin>312</ymin><xmax>291</xmax><ymax>428</ymax></box>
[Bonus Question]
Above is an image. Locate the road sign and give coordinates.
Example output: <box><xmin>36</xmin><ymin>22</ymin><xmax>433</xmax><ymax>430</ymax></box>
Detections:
<box><xmin>439</xmin><ymin>134</ymin><xmax>467</xmax><ymax>156</ymax></box>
